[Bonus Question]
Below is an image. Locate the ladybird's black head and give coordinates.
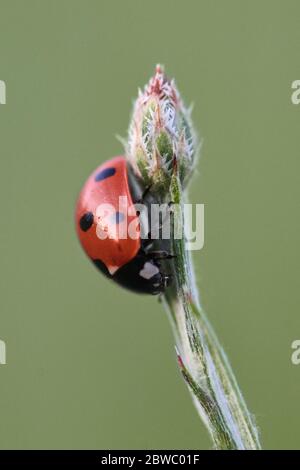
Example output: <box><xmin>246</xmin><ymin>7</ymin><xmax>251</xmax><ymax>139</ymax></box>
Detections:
<box><xmin>93</xmin><ymin>252</ymin><xmax>169</xmax><ymax>295</ymax></box>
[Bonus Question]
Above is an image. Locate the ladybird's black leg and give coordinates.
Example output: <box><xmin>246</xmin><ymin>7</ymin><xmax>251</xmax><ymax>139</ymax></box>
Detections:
<box><xmin>133</xmin><ymin>184</ymin><xmax>153</xmax><ymax>204</ymax></box>
<box><xmin>152</xmin><ymin>274</ymin><xmax>171</xmax><ymax>295</ymax></box>
<box><xmin>145</xmin><ymin>201</ymin><xmax>175</xmax><ymax>240</ymax></box>
<box><xmin>140</xmin><ymin>237</ymin><xmax>176</xmax><ymax>259</ymax></box>
<box><xmin>162</xmin><ymin>273</ymin><xmax>172</xmax><ymax>289</ymax></box>
<box><xmin>145</xmin><ymin>250</ymin><xmax>176</xmax><ymax>260</ymax></box>
<box><xmin>139</xmin><ymin>239</ymin><xmax>155</xmax><ymax>257</ymax></box>
<box><xmin>139</xmin><ymin>246</ymin><xmax>176</xmax><ymax>262</ymax></box>
<box><xmin>142</xmin><ymin>184</ymin><xmax>153</xmax><ymax>201</ymax></box>
<box><xmin>155</xmin><ymin>272</ymin><xmax>172</xmax><ymax>294</ymax></box>
<box><xmin>140</xmin><ymin>199</ymin><xmax>176</xmax><ymax>260</ymax></box>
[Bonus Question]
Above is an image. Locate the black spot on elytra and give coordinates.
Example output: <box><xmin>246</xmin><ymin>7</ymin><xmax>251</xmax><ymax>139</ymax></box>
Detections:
<box><xmin>80</xmin><ymin>212</ymin><xmax>94</xmax><ymax>231</ymax></box>
<box><xmin>95</xmin><ymin>167</ymin><xmax>116</xmax><ymax>182</ymax></box>
<box><xmin>111</xmin><ymin>211</ymin><xmax>125</xmax><ymax>224</ymax></box>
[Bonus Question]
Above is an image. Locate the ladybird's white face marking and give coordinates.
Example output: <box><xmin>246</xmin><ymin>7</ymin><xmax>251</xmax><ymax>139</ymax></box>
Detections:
<box><xmin>139</xmin><ymin>262</ymin><xmax>159</xmax><ymax>280</ymax></box>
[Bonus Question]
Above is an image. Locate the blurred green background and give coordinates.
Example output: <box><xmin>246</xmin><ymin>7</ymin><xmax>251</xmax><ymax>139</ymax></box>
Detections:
<box><xmin>0</xmin><ymin>0</ymin><xmax>299</xmax><ymax>450</ymax></box>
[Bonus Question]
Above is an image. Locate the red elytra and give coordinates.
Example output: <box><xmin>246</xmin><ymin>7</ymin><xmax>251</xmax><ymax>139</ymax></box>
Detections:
<box><xmin>75</xmin><ymin>156</ymin><xmax>141</xmax><ymax>275</ymax></box>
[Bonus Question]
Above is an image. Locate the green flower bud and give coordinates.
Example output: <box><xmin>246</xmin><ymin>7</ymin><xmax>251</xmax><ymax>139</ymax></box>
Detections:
<box><xmin>126</xmin><ymin>65</ymin><xmax>198</xmax><ymax>193</ymax></box>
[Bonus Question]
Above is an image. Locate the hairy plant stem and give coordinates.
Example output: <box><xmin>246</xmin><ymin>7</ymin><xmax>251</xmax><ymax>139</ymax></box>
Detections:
<box><xmin>126</xmin><ymin>64</ymin><xmax>260</xmax><ymax>449</ymax></box>
<box><xmin>162</xmin><ymin>175</ymin><xmax>261</xmax><ymax>450</ymax></box>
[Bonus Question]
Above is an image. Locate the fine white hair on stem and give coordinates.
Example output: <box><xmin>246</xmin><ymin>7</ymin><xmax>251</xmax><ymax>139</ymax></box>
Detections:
<box><xmin>125</xmin><ymin>65</ymin><xmax>261</xmax><ymax>450</ymax></box>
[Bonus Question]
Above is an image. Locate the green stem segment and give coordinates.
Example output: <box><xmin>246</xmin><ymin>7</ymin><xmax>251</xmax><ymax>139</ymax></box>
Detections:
<box><xmin>126</xmin><ymin>65</ymin><xmax>260</xmax><ymax>450</ymax></box>
<box><xmin>162</xmin><ymin>175</ymin><xmax>261</xmax><ymax>450</ymax></box>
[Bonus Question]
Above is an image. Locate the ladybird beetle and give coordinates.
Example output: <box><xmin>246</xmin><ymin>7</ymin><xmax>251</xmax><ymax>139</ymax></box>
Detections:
<box><xmin>75</xmin><ymin>156</ymin><xmax>172</xmax><ymax>294</ymax></box>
